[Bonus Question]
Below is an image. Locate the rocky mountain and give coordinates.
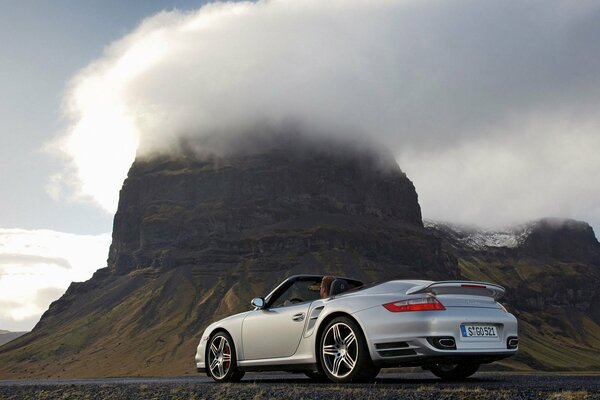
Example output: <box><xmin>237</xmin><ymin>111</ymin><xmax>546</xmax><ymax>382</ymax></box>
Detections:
<box><xmin>519</xmin><ymin>219</ymin><xmax>600</xmax><ymax>264</ymax></box>
<box><xmin>0</xmin><ymin>137</ymin><xmax>457</xmax><ymax>378</ymax></box>
<box><xmin>0</xmin><ymin>331</ymin><xmax>27</xmax><ymax>347</ymax></box>
<box><xmin>0</xmin><ymin>136</ymin><xmax>598</xmax><ymax>378</ymax></box>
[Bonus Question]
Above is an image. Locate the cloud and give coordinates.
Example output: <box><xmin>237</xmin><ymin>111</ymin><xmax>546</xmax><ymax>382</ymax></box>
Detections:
<box><xmin>49</xmin><ymin>0</ymin><xmax>600</xmax><ymax>234</ymax></box>
<box><xmin>0</xmin><ymin>254</ymin><xmax>72</xmax><ymax>269</ymax></box>
<box><xmin>399</xmin><ymin>117</ymin><xmax>600</xmax><ymax>230</ymax></box>
<box><xmin>0</xmin><ymin>228</ymin><xmax>111</xmax><ymax>331</ymax></box>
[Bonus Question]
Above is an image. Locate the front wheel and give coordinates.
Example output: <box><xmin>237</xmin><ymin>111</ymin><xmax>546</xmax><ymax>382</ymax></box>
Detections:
<box><xmin>207</xmin><ymin>331</ymin><xmax>245</xmax><ymax>382</ymax></box>
<box><xmin>429</xmin><ymin>363</ymin><xmax>479</xmax><ymax>380</ymax></box>
<box><xmin>319</xmin><ymin>316</ymin><xmax>380</xmax><ymax>383</ymax></box>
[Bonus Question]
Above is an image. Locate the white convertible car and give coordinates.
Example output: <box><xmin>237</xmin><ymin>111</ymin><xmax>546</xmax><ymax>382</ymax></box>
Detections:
<box><xmin>195</xmin><ymin>275</ymin><xmax>518</xmax><ymax>383</ymax></box>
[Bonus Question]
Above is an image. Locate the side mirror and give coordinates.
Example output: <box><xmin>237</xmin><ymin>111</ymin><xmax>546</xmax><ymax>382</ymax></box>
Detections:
<box><xmin>251</xmin><ymin>297</ymin><xmax>266</xmax><ymax>309</ymax></box>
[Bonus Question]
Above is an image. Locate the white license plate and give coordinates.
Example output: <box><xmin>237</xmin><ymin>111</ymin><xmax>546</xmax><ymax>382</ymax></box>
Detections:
<box><xmin>461</xmin><ymin>324</ymin><xmax>498</xmax><ymax>338</ymax></box>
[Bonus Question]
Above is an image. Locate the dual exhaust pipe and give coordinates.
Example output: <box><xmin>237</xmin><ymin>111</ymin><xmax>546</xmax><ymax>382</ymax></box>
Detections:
<box><xmin>428</xmin><ymin>336</ymin><xmax>519</xmax><ymax>350</ymax></box>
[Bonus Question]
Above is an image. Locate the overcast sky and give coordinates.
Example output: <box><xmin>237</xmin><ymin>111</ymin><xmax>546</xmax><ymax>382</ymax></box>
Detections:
<box><xmin>2</xmin><ymin>0</ymin><xmax>600</xmax><ymax>331</ymax></box>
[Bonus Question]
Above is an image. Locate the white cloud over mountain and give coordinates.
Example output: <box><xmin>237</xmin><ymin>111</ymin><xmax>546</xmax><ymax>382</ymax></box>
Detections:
<box><xmin>49</xmin><ymin>0</ymin><xmax>600</xmax><ymax>233</ymax></box>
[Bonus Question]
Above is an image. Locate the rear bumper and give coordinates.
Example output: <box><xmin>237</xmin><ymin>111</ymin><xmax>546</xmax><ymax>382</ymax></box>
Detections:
<box><xmin>353</xmin><ymin>305</ymin><xmax>518</xmax><ymax>367</ymax></box>
<box><xmin>372</xmin><ymin>344</ymin><xmax>516</xmax><ymax>368</ymax></box>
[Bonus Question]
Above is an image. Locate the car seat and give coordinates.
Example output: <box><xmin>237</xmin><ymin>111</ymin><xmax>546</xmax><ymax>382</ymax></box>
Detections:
<box><xmin>329</xmin><ymin>279</ymin><xmax>350</xmax><ymax>296</ymax></box>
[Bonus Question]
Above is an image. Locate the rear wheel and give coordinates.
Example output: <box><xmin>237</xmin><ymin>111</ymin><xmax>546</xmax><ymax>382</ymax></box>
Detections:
<box><xmin>319</xmin><ymin>316</ymin><xmax>380</xmax><ymax>383</ymax></box>
<box><xmin>429</xmin><ymin>363</ymin><xmax>479</xmax><ymax>380</ymax></box>
<box><xmin>207</xmin><ymin>331</ymin><xmax>245</xmax><ymax>383</ymax></box>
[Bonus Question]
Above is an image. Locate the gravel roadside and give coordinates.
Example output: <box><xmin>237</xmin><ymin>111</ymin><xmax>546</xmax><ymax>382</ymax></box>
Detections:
<box><xmin>1</xmin><ymin>373</ymin><xmax>599</xmax><ymax>400</ymax></box>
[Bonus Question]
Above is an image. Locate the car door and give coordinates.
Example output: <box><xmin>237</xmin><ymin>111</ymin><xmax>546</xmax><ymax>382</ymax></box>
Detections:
<box><xmin>242</xmin><ymin>302</ymin><xmax>312</xmax><ymax>360</ymax></box>
<box><xmin>241</xmin><ymin>277</ymin><xmax>322</xmax><ymax>360</ymax></box>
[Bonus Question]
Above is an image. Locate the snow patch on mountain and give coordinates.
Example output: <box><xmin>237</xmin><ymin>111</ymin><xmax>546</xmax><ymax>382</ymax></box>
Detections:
<box><xmin>424</xmin><ymin>220</ymin><xmax>533</xmax><ymax>250</ymax></box>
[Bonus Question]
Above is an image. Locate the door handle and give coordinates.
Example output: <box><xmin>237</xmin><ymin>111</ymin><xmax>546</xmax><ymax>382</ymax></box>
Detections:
<box><xmin>292</xmin><ymin>313</ymin><xmax>305</xmax><ymax>322</ymax></box>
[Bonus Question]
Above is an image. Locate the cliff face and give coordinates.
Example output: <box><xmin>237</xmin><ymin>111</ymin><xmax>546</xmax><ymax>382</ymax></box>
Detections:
<box><xmin>0</xmin><ymin>138</ymin><xmax>457</xmax><ymax>378</ymax></box>
<box><xmin>107</xmin><ymin>141</ymin><xmax>431</xmax><ymax>276</ymax></box>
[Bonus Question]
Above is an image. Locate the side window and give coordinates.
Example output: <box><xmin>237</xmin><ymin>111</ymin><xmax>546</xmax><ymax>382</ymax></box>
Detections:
<box><xmin>270</xmin><ymin>279</ymin><xmax>322</xmax><ymax>308</ymax></box>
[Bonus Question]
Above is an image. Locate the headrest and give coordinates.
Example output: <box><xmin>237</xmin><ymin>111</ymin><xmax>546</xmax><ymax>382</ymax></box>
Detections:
<box><xmin>329</xmin><ymin>279</ymin><xmax>350</xmax><ymax>296</ymax></box>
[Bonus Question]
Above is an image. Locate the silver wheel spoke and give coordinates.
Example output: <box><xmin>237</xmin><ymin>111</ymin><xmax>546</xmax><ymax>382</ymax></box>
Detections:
<box><xmin>222</xmin><ymin>353</ymin><xmax>231</xmax><ymax>362</ymax></box>
<box><xmin>333</xmin><ymin>325</ymin><xmax>342</xmax><ymax>343</ymax></box>
<box><xmin>323</xmin><ymin>344</ymin><xmax>337</xmax><ymax>356</ymax></box>
<box><xmin>332</xmin><ymin>355</ymin><xmax>343</xmax><ymax>375</ymax></box>
<box><xmin>210</xmin><ymin>343</ymin><xmax>219</xmax><ymax>356</ymax></box>
<box><xmin>217</xmin><ymin>361</ymin><xmax>224</xmax><ymax>377</ymax></box>
<box><xmin>342</xmin><ymin>354</ymin><xmax>356</xmax><ymax>370</ymax></box>
<box><xmin>218</xmin><ymin>337</ymin><xmax>225</xmax><ymax>353</ymax></box>
<box><xmin>210</xmin><ymin>358</ymin><xmax>219</xmax><ymax>371</ymax></box>
<box><xmin>344</xmin><ymin>332</ymin><xmax>356</xmax><ymax>347</ymax></box>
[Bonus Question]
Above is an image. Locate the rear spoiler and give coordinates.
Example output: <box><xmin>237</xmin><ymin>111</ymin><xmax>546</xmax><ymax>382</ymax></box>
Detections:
<box><xmin>406</xmin><ymin>281</ymin><xmax>505</xmax><ymax>300</ymax></box>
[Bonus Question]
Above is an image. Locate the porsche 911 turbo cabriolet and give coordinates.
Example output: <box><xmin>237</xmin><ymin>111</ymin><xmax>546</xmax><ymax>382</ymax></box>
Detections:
<box><xmin>195</xmin><ymin>275</ymin><xmax>518</xmax><ymax>383</ymax></box>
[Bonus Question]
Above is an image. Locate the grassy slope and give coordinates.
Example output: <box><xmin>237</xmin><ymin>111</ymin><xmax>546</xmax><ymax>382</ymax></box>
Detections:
<box><xmin>1</xmin><ymin>254</ymin><xmax>598</xmax><ymax>378</ymax></box>
<box><xmin>459</xmin><ymin>257</ymin><xmax>600</xmax><ymax>371</ymax></box>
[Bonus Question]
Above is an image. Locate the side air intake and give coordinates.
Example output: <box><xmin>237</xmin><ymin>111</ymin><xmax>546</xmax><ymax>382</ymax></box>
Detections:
<box><xmin>375</xmin><ymin>342</ymin><xmax>416</xmax><ymax>357</ymax></box>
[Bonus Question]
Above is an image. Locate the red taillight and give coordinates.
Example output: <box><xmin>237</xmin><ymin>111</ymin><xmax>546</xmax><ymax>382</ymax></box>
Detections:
<box><xmin>383</xmin><ymin>297</ymin><xmax>445</xmax><ymax>312</ymax></box>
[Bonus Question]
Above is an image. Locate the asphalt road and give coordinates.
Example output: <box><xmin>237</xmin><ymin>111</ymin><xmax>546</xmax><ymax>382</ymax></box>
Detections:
<box><xmin>1</xmin><ymin>372</ymin><xmax>599</xmax><ymax>399</ymax></box>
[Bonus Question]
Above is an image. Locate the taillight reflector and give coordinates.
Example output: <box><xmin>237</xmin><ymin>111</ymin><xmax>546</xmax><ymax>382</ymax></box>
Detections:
<box><xmin>461</xmin><ymin>284</ymin><xmax>487</xmax><ymax>289</ymax></box>
<box><xmin>383</xmin><ymin>297</ymin><xmax>445</xmax><ymax>312</ymax></box>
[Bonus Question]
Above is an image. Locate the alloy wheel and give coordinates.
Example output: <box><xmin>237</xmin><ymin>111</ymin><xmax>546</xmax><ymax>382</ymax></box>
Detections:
<box><xmin>208</xmin><ymin>335</ymin><xmax>232</xmax><ymax>379</ymax></box>
<box><xmin>322</xmin><ymin>322</ymin><xmax>358</xmax><ymax>378</ymax></box>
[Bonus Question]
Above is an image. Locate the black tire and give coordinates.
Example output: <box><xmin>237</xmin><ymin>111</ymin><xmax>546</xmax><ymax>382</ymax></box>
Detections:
<box><xmin>304</xmin><ymin>370</ymin><xmax>328</xmax><ymax>382</ymax></box>
<box><xmin>206</xmin><ymin>331</ymin><xmax>245</xmax><ymax>383</ymax></box>
<box><xmin>429</xmin><ymin>363</ymin><xmax>479</xmax><ymax>380</ymax></box>
<box><xmin>318</xmin><ymin>316</ymin><xmax>380</xmax><ymax>383</ymax></box>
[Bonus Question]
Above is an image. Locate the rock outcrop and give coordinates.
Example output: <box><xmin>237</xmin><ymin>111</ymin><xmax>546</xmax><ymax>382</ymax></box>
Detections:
<box><xmin>107</xmin><ymin>138</ymin><xmax>438</xmax><ymax>276</ymax></box>
<box><xmin>520</xmin><ymin>218</ymin><xmax>600</xmax><ymax>264</ymax></box>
